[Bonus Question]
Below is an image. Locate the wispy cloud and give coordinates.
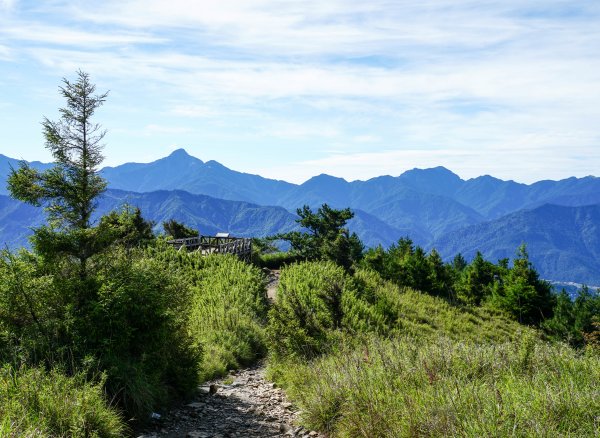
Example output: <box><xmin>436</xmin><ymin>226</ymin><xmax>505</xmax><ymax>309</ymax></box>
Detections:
<box><xmin>0</xmin><ymin>0</ymin><xmax>17</xmax><ymax>12</ymax></box>
<box><xmin>2</xmin><ymin>24</ymin><xmax>165</xmax><ymax>47</ymax></box>
<box><xmin>1</xmin><ymin>0</ymin><xmax>599</xmax><ymax>182</ymax></box>
<box><xmin>0</xmin><ymin>44</ymin><xmax>11</xmax><ymax>60</ymax></box>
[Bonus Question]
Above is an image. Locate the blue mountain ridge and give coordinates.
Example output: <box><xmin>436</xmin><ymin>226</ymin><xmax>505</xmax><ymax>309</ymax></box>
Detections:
<box><xmin>432</xmin><ymin>203</ymin><xmax>600</xmax><ymax>285</ymax></box>
<box><xmin>2</xmin><ymin>149</ymin><xmax>600</xmax><ymax>283</ymax></box>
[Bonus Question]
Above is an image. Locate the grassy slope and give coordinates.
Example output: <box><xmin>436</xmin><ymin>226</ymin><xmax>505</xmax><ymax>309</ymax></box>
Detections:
<box><xmin>268</xmin><ymin>263</ymin><xmax>600</xmax><ymax>437</ymax></box>
<box><xmin>0</xmin><ymin>366</ymin><xmax>125</xmax><ymax>437</ymax></box>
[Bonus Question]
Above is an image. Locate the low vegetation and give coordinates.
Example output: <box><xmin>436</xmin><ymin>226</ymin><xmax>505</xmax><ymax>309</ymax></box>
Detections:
<box><xmin>272</xmin><ymin>334</ymin><xmax>598</xmax><ymax>437</ymax></box>
<box><xmin>148</xmin><ymin>248</ymin><xmax>269</xmax><ymax>380</ymax></box>
<box><xmin>267</xmin><ymin>262</ymin><xmax>599</xmax><ymax>437</ymax></box>
<box><xmin>0</xmin><ymin>365</ymin><xmax>125</xmax><ymax>437</ymax></box>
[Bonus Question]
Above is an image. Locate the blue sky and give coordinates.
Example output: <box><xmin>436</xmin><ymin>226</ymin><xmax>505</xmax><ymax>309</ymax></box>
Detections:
<box><xmin>1</xmin><ymin>0</ymin><xmax>599</xmax><ymax>183</ymax></box>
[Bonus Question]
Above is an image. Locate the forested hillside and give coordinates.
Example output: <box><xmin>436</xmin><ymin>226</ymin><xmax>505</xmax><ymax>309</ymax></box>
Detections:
<box><xmin>434</xmin><ymin>203</ymin><xmax>600</xmax><ymax>284</ymax></box>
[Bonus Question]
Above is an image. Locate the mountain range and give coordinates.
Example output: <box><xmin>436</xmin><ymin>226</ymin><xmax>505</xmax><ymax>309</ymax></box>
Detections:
<box><xmin>2</xmin><ymin>149</ymin><xmax>600</xmax><ymax>285</ymax></box>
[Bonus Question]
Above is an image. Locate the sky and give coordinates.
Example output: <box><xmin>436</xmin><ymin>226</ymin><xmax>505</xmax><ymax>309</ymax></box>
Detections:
<box><xmin>1</xmin><ymin>0</ymin><xmax>599</xmax><ymax>184</ymax></box>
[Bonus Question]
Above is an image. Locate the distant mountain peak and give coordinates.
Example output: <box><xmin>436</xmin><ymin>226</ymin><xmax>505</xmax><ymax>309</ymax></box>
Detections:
<box><xmin>303</xmin><ymin>173</ymin><xmax>348</xmax><ymax>184</ymax></box>
<box><xmin>400</xmin><ymin>166</ymin><xmax>461</xmax><ymax>179</ymax></box>
<box><xmin>398</xmin><ymin>166</ymin><xmax>463</xmax><ymax>197</ymax></box>
<box><xmin>205</xmin><ymin>159</ymin><xmax>226</xmax><ymax>168</ymax></box>
<box><xmin>162</xmin><ymin>148</ymin><xmax>204</xmax><ymax>165</ymax></box>
<box><xmin>168</xmin><ymin>148</ymin><xmax>191</xmax><ymax>158</ymax></box>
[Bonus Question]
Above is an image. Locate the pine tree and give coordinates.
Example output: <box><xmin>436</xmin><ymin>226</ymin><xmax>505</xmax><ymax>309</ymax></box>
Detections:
<box><xmin>8</xmin><ymin>70</ymin><xmax>109</xmax><ymax>273</ymax></box>
<box><xmin>277</xmin><ymin>204</ymin><xmax>363</xmax><ymax>269</ymax></box>
<box><xmin>162</xmin><ymin>219</ymin><xmax>199</xmax><ymax>239</ymax></box>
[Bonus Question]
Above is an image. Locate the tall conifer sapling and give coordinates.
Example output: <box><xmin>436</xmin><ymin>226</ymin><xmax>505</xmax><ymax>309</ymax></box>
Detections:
<box><xmin>8</xmin><ymin>70</ymin><xmax>109</xmax><ymax>274</ymax></box>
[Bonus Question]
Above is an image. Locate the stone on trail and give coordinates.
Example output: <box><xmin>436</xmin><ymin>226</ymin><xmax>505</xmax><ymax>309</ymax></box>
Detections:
<box><xmin>139</xmin><ymin>364</ymin><xmax>325</xmax><ymax>437</ymax></box>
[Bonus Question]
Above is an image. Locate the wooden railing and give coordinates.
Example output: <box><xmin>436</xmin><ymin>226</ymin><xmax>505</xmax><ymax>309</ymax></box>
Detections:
<box><xmin>167</xmin><ymin>235</ymin><xmax>253</xmax><ymax>262</ymax></box>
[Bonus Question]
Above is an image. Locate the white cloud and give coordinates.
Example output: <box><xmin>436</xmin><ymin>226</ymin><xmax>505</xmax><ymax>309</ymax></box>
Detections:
<box><xmin>0</xmin><ymin>44</ymin><xmax>11</xmax><ymax>60</ymax></box>
<box><xmin>1</xmin><ymin>24</ymin><xmax>165</xmax><ymax>47</ymax></box>
<box><xmin>0</xmin><ymin>0</ymin><xmax>16</xmax><ymax>12</ymax></box>
<box><xmin>1</xmin><ymin>0</ymin><xmax>600</xmax><ymax>182</ymax></box>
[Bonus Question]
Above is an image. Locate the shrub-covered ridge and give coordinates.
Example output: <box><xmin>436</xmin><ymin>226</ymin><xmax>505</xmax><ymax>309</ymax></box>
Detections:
<box><xmin>267</xmin><ymin>261</ymin><xmax>600</xmax><ymax>437</ymax></box>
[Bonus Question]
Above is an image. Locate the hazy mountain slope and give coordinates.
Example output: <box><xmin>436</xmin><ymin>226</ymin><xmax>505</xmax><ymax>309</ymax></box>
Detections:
<box><xmin>397</xmin><ymin>166</ymin><xmax>464</xmax><ymax>198</ymax></box>
<box><xmin>363</xmin><ymin>187</ymin><xmax>484</xmax><ymax>241</ymax></box>
<box><xmin>279</xmin><ymin>173</ymin><xmax>482</xmax><ymax>242</ymax></box>
<box><xmin>100</xmin><ymin>149</ymin><xmax>296</xmax><ymax>205</ymax></box>
<box><xmin>0</xmin><ymin>190</ymin><xmax>300</xmax><ymax>248</ymax></box>
<box><xmin>0</xmin><ymin>154</ymin><xmax>53</xmax><ymax>195</ymax></box>
<box><xmin>454</xmin><ymin>176</ymin><xmax>530</xmax><ymax>218</ymax></box>
<box><xmin>0</xmin><ymin>195</ymin><xmax>46</xmax><ymax>247</ymax></box>
<box><xmin>279</xmin><ymin>174</ymin><xmax>352</xmax><ymax>209</ymax></box>
<box><xmin>99</xmin><ymin>189</ymin><xmax>300</xmax><ymax>238</ymax></box>
<box><xmin>453</xmin><ymin>174</ymin><xmax>600</xmax><ymax>219</ymax></box>
<box><xmin>432</xmin><ymin>203</ymin><xmax>600</xmax><ymax>284</ymax></box>
<box><xmin>1</xmin><ymin>190</ymin><xmax>410</xmax><ymax>250</ymax></box>
<box><xmin>347</xmin><ymin>209</ymin><xmax>429</xmax><ymax>248</ymax></box>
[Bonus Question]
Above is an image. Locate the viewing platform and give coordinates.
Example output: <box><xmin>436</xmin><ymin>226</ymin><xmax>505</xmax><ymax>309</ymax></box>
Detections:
<box><xmin>167</xmin><ymin>233</ymin><xmax>253</xmax><ymax>262</ymax></box>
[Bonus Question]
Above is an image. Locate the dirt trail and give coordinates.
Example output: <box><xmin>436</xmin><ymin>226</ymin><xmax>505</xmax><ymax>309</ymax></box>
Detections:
<box><xmin>265</xmin><ymin>269</ymin><xmax>280</xmax><ymax>301</ymax></box>
<box><xmin>138</xmin><ymin>364</ymin><xmax>323</xmax><ymax>438</ymax></box>
<box><xmin>139</xmin><ymin>271</ymin><xmax>324</xmax><ymax>438</ymax></box>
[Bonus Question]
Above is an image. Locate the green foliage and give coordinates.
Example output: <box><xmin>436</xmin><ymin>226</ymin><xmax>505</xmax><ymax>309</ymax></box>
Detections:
<box><xmin>0</xmin><ymin>365</ymin><xmax>125</xmax><ymax>437</ymax></box>
<box><xmin>270</xmin><ymin>334</ymin><xmax>599</xmax><ymax>437</ymax></box>
<box><xmin>267</xmin><ymin>262</ymin><xmax>526</xmax><ymax>362</ymax></box>
<box><xmin>251</xmin><ymin>236</ymin><xmax>279</xmax><ymax>255</ymax></box>
<box><xmin>255</xmin><ymin>251</ymin><xmax>301</xmax><ymax>269</ymax></box>
<box><xmin>97</xmin><ymin>205</ymin><xmax>155</xmax><ymax>248</ymax></box>
<box><xmin>162</xmin><ymin>219</ymin><xmax>199</xmax><ymax>239</ymax></box>
<box><xmin>362</xmin><ymin>238</ymin><xmax>456</xmax><ymax>300</ymax></box>
<box><xmin>186</xmin><ymin>254</ymin><xmax>268</xmax><ymax>381</ymax></box>
<box><xmin>363</xmin><ymin>240</ymin><xmax>566</xmax><ymax>333</ymax></box>
<box><xmin>0</xmin><ymin>247</ymin><xmax>200</xmax><ymax>420</ymax></box>
<box><xmin>277</xmin><ymin>204</ymin><xmax>363</xmax><ymax>270</ymax></box>
<box><xmin>488</xmin><ymin>245</ymin><xmax>555</xmax><ymax>325</ymax></box>
<box><xmin>141</xmin><ymin>244</ymin><xmax>270</xmax><ymax>381</ymax></box>
<box><xmin>267</xmin><ymin>262</ymin><xmax>351</xmax><ymax>360</ymax></box>
<box><xmin>7</xmin><ymin>70</ymin><xmax>108</xmax><ymax>270</ymax></box>
<box><xmin>543</xmin><ymin>286</ymin><xmax>600</xmax><ymax>348</ymax></box>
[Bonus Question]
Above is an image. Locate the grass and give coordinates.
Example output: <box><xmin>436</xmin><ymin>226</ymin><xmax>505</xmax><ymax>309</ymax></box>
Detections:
<box><xmin>270</xmin><ymin>334</ymin><xmax>599</xmax><ymax>437</ymax></box>
<box><xmin>255</xmin><ymin>251</ymin><xmax>301</xmax><ymax>270</ymax></box>
<box><xmin>144</xmin><ymin>246</ymin><xmax>270</xmax><ymax>382</ymax></box>
<box><xmin>186</xmin><ymin>254</ymin><xmax>269</xmax><ymax>381</ymax></box>
<box><xmin>0</xmin><ymin>365</ymin><xmax>125</xmax><ymax>437</ymax></box>
<box><xmin>268</xmin><ymin>262</ymin><xmax>600</xmax><ymax>437</ymax></box>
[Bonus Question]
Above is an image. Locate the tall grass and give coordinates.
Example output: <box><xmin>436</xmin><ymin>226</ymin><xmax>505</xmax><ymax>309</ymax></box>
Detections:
<box><xmin>271</xmin><ymin>335</ymin><xmax>599</xmax><ymax>437</ymax></box>
<box><xmin>268</xmin><ymin>262</ymin><xmax>599</xmax><ymax>437</ymax></box>
<box><xmin>144</xmin><ymin>245</ymin><xmax>270</xmax><ymax>380</ymax></box>
<box><xmin>268</xmin><ymin>263</ymin><xmax>528</xmax><ymax>362</ymax></box>
<box><xmin>0</xmin><ymin>365</ymin><xmax>125</xmax><ymax>437</ymax></box>
<box><xmin>188</xmin><ymin>254</ymin><xmax>269</xmax><ymax>380</ymax></box>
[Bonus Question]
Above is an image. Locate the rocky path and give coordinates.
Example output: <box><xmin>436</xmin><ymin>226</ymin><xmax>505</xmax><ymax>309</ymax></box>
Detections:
<box><xmin>138</xmin><ymin>270</ymin><xmax>323</xmax><ymax>438</ymax></box>
<box><xmin>265</xmin><ymin>269</ymin><xmax>280</xmax><ymax>301</ymax></box>
<box><xmin>139</xmin><ymin>364</ymin><xmax>323</xmax><ymax>438</ymax></box>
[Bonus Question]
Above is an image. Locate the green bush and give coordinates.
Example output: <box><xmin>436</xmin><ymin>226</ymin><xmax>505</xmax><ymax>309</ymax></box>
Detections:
<box><xmin>0</xmin><ymin>365</ymin><xmax>125</xmax><ymax>437</ymax></box>
<box><xmin>145</xmin><ymin>245</ymin><xmax>269</xmax><ymax>380</ymax></box>
<box><xmin>187</xmin><ymin>254</ymin><xmax>269</xmax><ymax>381</ymax></box>
<box><xmin>87</xmin><ymin>249</ymin><xmax>200</xmax><ymax>417</ymax></box>
<box><xmin>267</xmin><ymin>261</ymin><xmax>352</xmax><ymax>360</ymax></box>
<box><xmin>255</xmin><ymin>251</ymin><xmax>301</xmax><ymax>269</ymax></box>
<box><xmin>267</xmin><ymin>263</ymin><xmax>527</xmax><ymax>362</ymax></box>
<box><xmin>0</xmin><ymin>247</ymin><xmax>200</xmax><ymax>421</ymax></box>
